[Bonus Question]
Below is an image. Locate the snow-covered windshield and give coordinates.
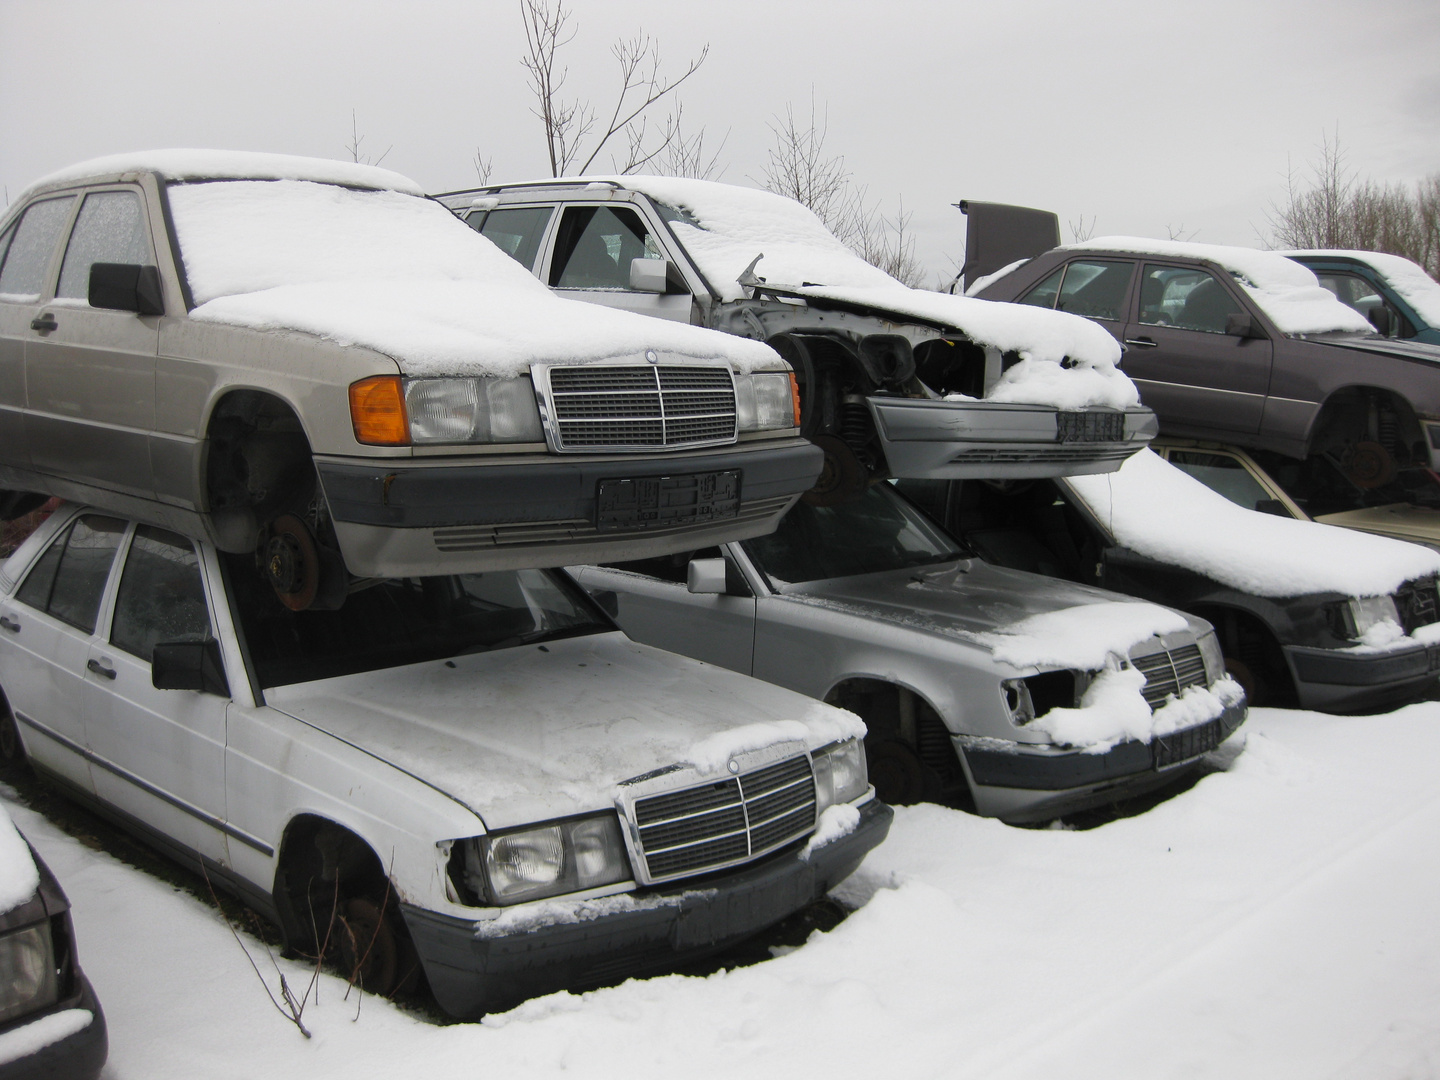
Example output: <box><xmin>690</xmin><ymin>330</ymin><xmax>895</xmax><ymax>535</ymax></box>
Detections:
<box><xmin>743</xmin><ymin>485</ymin><xmax>965</xmax><ymax>585</ymax></box>
<box><xmin>226</xmin><ymin>562</ymin><xmax>609</xmax><ymax>688</ymax></box>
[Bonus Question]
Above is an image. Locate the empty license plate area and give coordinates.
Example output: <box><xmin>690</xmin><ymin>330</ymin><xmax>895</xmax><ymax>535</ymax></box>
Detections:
<box><xmin>1153</xmin><ymin>719</ymin><xmax>1221</xmax><ymax>769</ymax></box>
<box><xmin>596</xmin><ymin>470</ymin><xmax>741</xmax><ymax>530</ymax></box>
<box><xmin>1056</xmin><ymin>411</ymin><xmax>1125</xmax><ymax>443</ymax></box>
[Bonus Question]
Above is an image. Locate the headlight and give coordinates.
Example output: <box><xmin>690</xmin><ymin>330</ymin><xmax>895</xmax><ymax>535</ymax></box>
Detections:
<box><xmin>349</xmin><ymin>375</ymin><xmax>544</xmax><ymax>446</ymax></box>
<box><xmin>735</xmin><ymin>372</ymin><xmax>800</xmax><ymax>432</ymax></box>
<box><xmin>812</xmin><ymin>738</ymin><xmax>868</xmax><ymax>812</ymax></box>
<box><xmin>470</xmin><ymin>813</ymin><xmax>632</xmax><ymax>905</ymax></box>
<box><xmin>0</xmin><ymin>921</ymin><xmax>58</xmax><ymax>1025</ymax></box>
<box><xmin>1197</xmin><ymin>630</ymin><xmax>1225</xmax><ymax>683</ymax></box>
<box><xmin>1339</xmin><ymin>595</ymin><xmax>1402</xmax><ymax>639</ymax></box>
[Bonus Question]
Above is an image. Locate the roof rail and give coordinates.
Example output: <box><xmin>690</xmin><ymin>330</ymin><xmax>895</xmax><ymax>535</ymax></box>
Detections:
<box><xmin>431</xmin><ymin>179</ymin><xmax>624</xmax><ymax>198</ymax></box>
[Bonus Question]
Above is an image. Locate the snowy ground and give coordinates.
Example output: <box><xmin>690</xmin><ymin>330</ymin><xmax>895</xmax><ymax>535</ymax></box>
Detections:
<box><xmin>9</xmin><ymin>703</ymin><xmax>1440</xmax><ymax>1080</ymax></box>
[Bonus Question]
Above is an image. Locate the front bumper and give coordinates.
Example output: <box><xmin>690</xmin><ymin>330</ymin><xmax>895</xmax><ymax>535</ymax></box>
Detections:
<box><xmin>402</xmin><ymin>798</ymin><xmax>892</xmax><ymax>1018</ymax></box>
<box><xmin>0</xmin><ymin>974</ymin><xmax>107</xmax><ymax>1080</ymax></box>
<box><xmin>1286</xmin><ymin>640</ymin><xmax>1440</xmax><ymax>713</ymax></box>
<box><xmin>317</xmin><ymin>438</ymin><xmax>822</xmax><ymax>577</ymax></box>
<box><xmin>957</xmin><ymin>700</ymin><xmax>1248</xmax><ymax>823</ymax></box>
<box><xmin>867</xmin><ymin>399</ymin><xmax>1157</xmax><ymax>480</ymax></box>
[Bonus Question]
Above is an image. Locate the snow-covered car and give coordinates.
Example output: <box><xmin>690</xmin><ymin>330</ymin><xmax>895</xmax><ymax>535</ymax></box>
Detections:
<box><xmin>1287</xmin><ymin>250</ymin><xmax>1440</xmax><ymax>345</ymax></box>
<box><xmin>0</xmin><ymin>152</ymin><xmax>823</xmax><ymax>610</ymax></box>
<box><xmin>432</xmin><ymin>179</ymin><xmax>1158</xmax><ymax>501</ymax></box>
<box><xmin>0</xmin><ymin>807</ymin><xmax>106</xmax><ymax>1080</ymax></box>
<box><xmin>972</xmin><ymin>230</ymin><xmax>1440</xmax><ymax>504</ymax></box>
<box><xmin>0</xmin><ymin>503</ymin><xmax>890</xmax><ymax>1018</ymax></box>
<box><xmin>899</xmin><ymin>450</ymin><xmax>1440</xmax><ymax>712</ymax></box>
<box><xmin>1153</xmin><ymin>438</ymin><xmax>1440</xmax><ymax>554</ymax></box>
<box><xmin>570</xmin><ymin>482</ymin><xmax>1245</xmax><ymax>824</ymax></box>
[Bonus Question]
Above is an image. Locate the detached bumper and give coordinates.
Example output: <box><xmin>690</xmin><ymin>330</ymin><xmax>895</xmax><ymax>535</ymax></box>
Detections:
<box><xmin>958</xmin><ymin>700</ymin><xmax>1247</xmax><ymax>823</ymax></box>
<box><xmin>1287</xmin><ymin>640</ymin><xmax>1440</xmax><ymax>713</ymax></box>
<box><xmin>402</xmin><ymin>798</ymin><xmax>892</xmax><ymax>1018</ymax></box>
<box><xmin>867</xmin><ymin>399</ymin><xmax>1157</xmax><ymax>480</ymax></box>
<box><xmin>317</xmin><ymin>438</ymin><xmax>822</xmax><ymax>577</ymax></box>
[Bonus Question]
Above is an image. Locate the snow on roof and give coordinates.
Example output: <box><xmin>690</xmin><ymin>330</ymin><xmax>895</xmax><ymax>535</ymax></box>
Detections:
<box><xmin>170</xmin><ymin>178</ymin><xmax>779</xmax><ymax>375</ymax></box>
<box><xmin>1066</xmin><ymin>449</ymin><xmax>1440</xmax><ymax>598</ymax></box>
<box><xmin>1067</xmin><ymin>236</ymin><xmax>1372</xmax><ymax>336</ymax></box>
<box><xmin>1286</xmin><ymin>249</ymin><xmax>1440</xmax><ymax>329</ymax></box>
<box><xmin>0</xmin><ymin>803</ymin><xmax>39</xmax><ymax>916</ymax></box>
<box><xmin>25</xmin><ymin>148</ymin><xmax>424</xmax><ymax>197</ymax></box>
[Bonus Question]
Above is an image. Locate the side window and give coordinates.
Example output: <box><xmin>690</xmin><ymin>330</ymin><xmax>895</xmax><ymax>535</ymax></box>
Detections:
<box><xmin>550</xmin><ymin>205</ymin><xmax>664</xmax><ymax>290</ymax></box>
<box><xmin>1166</xmin><ymin>451</ymin><xmax>1290</xmax><ymax>515</ymax></box>
<box><xmin>600</xmin><ymin>547</ymin><xmax>721</xmax><ymax>584</ymax></box>
<box><xmin>474</xmin><ymin>206</ymin><xmax>554</xmax><ymax>272</ymax></box>
<box><xmin>56</xmin><ymin>190</ymin><xmax>152</xmax><ymax>301</ymax></box>
<box><xmin>1055</xmin><ymin>259</ymin><xmax>1133</xmax><ymax>321</ymax></box>
<box><xmin>15</xmin><ymin>515</ymin><xmax>126</xmax><ymax>633</ymax></box>
<box><xmin>1315</xmin><ymin>272</ymin><xmax>1409</xmax><ymax>337</ymax></box>
<box><xmin>0</xmin><ymin>196</ymin><xmax>76</xmax><ymax>300</ymax></box>
<box><xmin>1139</xmin><ymin>265</ymin><xmax>1243</xmax><ymax>334</ymax></box>
<box><xmin>110</xmin><ymin>526</ymin><xmax>211</xmax><ymax>662</ymax></box>
<box><xmin>1018</xmin><ymin>266</ymin><xmax>1064</xmax><ymax>309</ymax></box>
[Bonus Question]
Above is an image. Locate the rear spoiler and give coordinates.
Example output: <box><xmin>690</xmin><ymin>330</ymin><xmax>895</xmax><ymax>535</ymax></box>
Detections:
<box><xmin>954</xmin><ymin>200</ymin><xmax>1060</xmax><ymax>293</ymax></box>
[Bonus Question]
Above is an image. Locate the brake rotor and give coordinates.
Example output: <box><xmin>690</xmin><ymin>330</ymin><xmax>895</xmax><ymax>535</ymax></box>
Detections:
<box><xmin>803</xmin><ymin>435</ymin><xmax>868</xmax><ymax>507</ymax></box>
<box><xmin>262</xmin><ymin>514</ymin><xmax>320</xmax><ymax>611</ymax></box>
<box><xmin>1343</xmin><ymin>440</ymin><xmax>1397</xmax><ymax>489</ymax></box>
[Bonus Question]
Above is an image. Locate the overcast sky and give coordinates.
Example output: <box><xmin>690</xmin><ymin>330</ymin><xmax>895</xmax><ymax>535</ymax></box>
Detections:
<box><xmin>3</xmin><ymin>0</ymin><xmax>1438</xmax><ymax>287</ymax></box>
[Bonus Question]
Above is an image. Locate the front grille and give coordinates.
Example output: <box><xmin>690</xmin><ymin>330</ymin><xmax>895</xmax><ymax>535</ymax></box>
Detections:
<box><xmin>631</xmin><ymin>755</ymin><xmax>817</xmax><ymax>882</ymax></box>
<box><xmin>1153</xmin><ymin>718</ymin><xmax>1223</xmax><ymax>768</ymax></box>
<box><xmin>1131</xmin><ymin>644</ymin><xmax>1208</xmax><ymax>710</ymax></box>
<box><xmin>546</xmin><ymin>365</ymin><xmax>737</xmax><ymax>451</ymax></box>
<box><xmin>948</xmin><ymin>446</ymin><xmax>1136</xmax><ymax>464</ymax></box>
<box><xmin>1395</xmin><ymin>577</ymin><xmax>1439</xmax><ymax>635</ymax></box>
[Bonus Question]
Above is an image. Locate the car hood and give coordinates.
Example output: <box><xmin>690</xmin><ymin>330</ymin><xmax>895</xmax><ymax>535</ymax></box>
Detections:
<box><xmin>776</xmin><ymin>559</ymin><xmax>1204</xmax><ymax>671</ymax></box>
<box><xmin>1308</xmin><ymin>332</ymin><xmax>1440</xmax><ymax>364</ymax></box>
<box><xmin>265</xmin><ymin>631</ymin><xmax>864</xmax><ymax>829</ymax></box>
<box><xmin>1316</xmin><ymin>504</ymin><xmax>1440</xmax><ymax>552</ymax></box>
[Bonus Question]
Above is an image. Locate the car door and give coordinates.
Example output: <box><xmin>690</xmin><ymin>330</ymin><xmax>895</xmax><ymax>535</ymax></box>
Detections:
<box><xmin>542</xmin><ymin>202</ymin><xmax>695</xmax><ymax>322</ymax></box>
<box><xmin>0</xmin><ymin>196</ymin><xmax>78</xmax><ymax>485</ymax></box>
<box><xmin>0</xmin><ymin>511</ymin><xmax>125</xmax><ymax>793</ymax></box>
<box><xmin>80</xmin><ymin>523</ymin><xmax>230</xmax><ymax>865</ymax></box>
<box><xmin>571</xmin><ymin>546</ymin><xmax>757</xmax><ymax>673</ymax></box>
<box><xmin>1119</xmin><ymin>262</ymin><xmax>1273</xmax><ymax>433</ymax></box>
<box><xmin>23</xmin><ymin>186</ymin><xmax>160</xmax><ymax>499</ymax></box>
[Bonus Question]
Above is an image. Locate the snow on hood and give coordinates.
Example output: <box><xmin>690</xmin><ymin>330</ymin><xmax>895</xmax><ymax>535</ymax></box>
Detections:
<box><xmin>1286</xmin><ymin>249</ymin><xmax>1440</xmax><ymax>329</ymax></box>
<box><xmin>0</xmin><ymin>804</ymin><xmax>39</xmax><ymax>916</ymax></box>
<box><xmin>975</xmin><ymin>601</ymin><xmax>1190</xmax><ymax>671</ymax></box>
<box><xmin>1030</xmin><ymin>665</ymin><xmax>1245</xmax><ymax>752</ymax></box>
<box><xmin>1067</xmin><ymin>236</ymin><xmax>1372</xmax><ymax>336</ymax></box>
<box><xmin>265</xmin><ymin>632</ymin><xmax>864</xmax><ymax>830</ymax></box>
<box><xmin>599</xmin><ymin>176</ymin><xmax>1131</xmax><ymax>389</ymax></box>
<box><xmin>26</xmin><ymin>148</ymin><xmax>424</xmax><ymax>197</ymax></box>
<box><xmin>1067</xmin><ymin>450</ymin><xmax>1440</xmax><ymax>598</ymax></box>
<box><xmin>168</xmin><ymin>179</ymin><xmax>779</xmax><ymax>376</ymax></box>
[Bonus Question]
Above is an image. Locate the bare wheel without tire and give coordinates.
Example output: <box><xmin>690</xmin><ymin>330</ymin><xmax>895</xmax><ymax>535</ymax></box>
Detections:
<box><xmin>803</xmin><ymin>435</ymin><xmax>869</xmax><ymax>507</ymax></box>
<box><xmin>333</xmin><ymin>895</ymin><xmax>420</xmax><ymax>998</ymax></box>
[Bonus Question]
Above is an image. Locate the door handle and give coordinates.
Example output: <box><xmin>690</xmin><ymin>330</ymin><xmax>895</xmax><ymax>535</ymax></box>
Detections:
<box><xmin>1123</xmin><ymin>337</ymin><xmax>1158</xmax><ymax>348</ymax></box>
<box><xmin>0</xmin><ymin>616</ymin><xmax>18</xmax><ymax>633</ymax></box>
<box><xmin>30</xmin><ymin>314</ymin><xmax>58</xmax><ymax>333</ymax></box>
<box><xmin>86</xmin><ymin>658</ymin><xmax>117</xmax><ymax>680</ymax></box>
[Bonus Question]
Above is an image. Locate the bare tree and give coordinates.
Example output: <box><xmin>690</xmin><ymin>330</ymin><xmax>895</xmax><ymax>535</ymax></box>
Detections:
<box><xmin>1067</xmin><ymin>214</ymin><xmax>1096</xmax><ymax>243</ymax></box>
<box><xmin>1165</xmin><ymin>223</ymin><xmax>1197</xmax><ymax>241</ymax></box>
<box><xmin>344</xmin><ymin>111</ymin><xmax>391</xmax><ymax>167</ymax></box>
<box><xmin>472</xmin><ymin>151</ymin><xmax>494</xmax><ymax>185</ymax></box>
<box><xmin>519</xmin><ymin>0</ymin><xmax>708</xmax><ymax>176</ymax></box>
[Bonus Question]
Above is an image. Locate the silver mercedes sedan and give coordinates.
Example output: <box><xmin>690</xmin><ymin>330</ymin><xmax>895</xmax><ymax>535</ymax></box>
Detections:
<box><xmin>571</xmin><ymin>484</ymin><xmax>1246</xmax><ymax>823</ymax></box>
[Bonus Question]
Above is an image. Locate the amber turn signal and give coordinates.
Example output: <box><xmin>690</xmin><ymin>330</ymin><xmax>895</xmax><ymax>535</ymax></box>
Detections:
<box><xmin>349</xmin><ymin>375</ymin><xmax>411</xmax><ymax>446</ymax></box>
<box><xmin>789</xmin><ymin>372</ymin><xmax>803</xmax><ymax>429</ymax></box>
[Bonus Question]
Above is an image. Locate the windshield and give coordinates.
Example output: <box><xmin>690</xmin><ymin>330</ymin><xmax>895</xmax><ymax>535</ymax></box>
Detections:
<box><xmin>225</xmin><ymin>561</ymin><xmax>610</xmax><ymax>688</ymax></box>
<box><xmin>743</xmin><ymin>484</ymin><xmax>966</xmax><ymax>586</ymax></box>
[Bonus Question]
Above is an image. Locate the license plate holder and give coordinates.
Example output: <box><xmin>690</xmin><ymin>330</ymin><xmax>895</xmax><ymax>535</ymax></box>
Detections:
<box><xmin>1153</xmin><ymin>719</ymin><xmax>1221</xmax><ymax>769</ymax></box>
<box><xmin>597</xmin><ymin>470</ymin><xmax>741</xmax><ymax>531</ymax></box>
<box><xmin>1056</xmin><ymin>411</ymin><xmax>1124</xmax><ymax>443</ymax></box>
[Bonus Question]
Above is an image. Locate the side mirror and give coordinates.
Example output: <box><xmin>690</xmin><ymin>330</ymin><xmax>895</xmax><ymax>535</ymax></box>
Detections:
<box><xmin>89</xmin><ymin>263</ymin><xmax>164</xmax><ymax>316</ymax></box>
<box><xmin>152</xmin><ymin>639</ymin><xmax>230</xmax><ymax>697</ymax></box>
<box><xmin>1368</xmin><ymin>306</ymin><xmax>1394</xmax><ymax>336</ymax></box>
<box><xmin>686</xmin><ymin>557</ymin><xmax>728</xmax><ymax>595</ymax></box>
<box><xmin>630</xmin><ymin>257</ymin><xmax>671</xmax><ymax>294</ymax></box>
<box><xmin>1225</xmin><ymin>312</ymin><xmax>1263</xmax><ymax>339</ymax></box>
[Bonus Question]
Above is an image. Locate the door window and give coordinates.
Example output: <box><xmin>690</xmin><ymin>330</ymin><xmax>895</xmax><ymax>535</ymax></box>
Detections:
<box><xmin>1314</xmin><ymin>271</ymin><xmax>1409</xmax><ymax>337</ymax></box>
<box><xmin>0</xmin><ymin>196</ymin><xmax>76</xmax><ymax>300</ymax></box>
<box><xmin>110</xmin><ymin>526</ymin><xmax>211</xmax><ymax>662</ymax></box>
<box><xmin>1018</xmin><ymin>266</ymin><xmax>1064</xmax><ymax>310</ymax></box>
<box><xmin>1165</xmin><ymin>450</ymin><xmax>1289</xmax><ymax>514</ymax></box>
<box><xmin>1054</xmin><ymin>260</ymin><xmax>1133</xmax><ymax>321</ymax></box>
<box><xmin>15</xmin><ymin>515</ymin><xmax>126</xmax><ymax>633</ymax></box>
<box><xmin>550</xmin><ymin>205</ymin><xmax>664</xmax><ymax>290</ymax></box>
<box><xmin>1139</xmin><ymin>265</ymin><xmax>1243</xmax><ymax>333</ymax></box>
<box><xmin>473</xmin><ymin>206</ymin><xmax>554</xmax><ymax>271</ymax></box>
<box><xmin>56</xmin><ymin>190</ymin><xmax>153</xmax><ymax>300</ymax></box>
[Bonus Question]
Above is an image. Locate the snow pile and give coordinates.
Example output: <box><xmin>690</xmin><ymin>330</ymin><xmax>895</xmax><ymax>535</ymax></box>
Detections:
<box><xmin>0</xmin><ymin>803</ymin><xmax>38</xmax><ymax>915</ymax></box>
<box><xmin>1287</xmin><ymin>249</ymin><xmax>1440</xmax><ymax>329</ymax></box>
<box><xmin>801</xmin><ymin>803</ymin><xmax>863</xmax><ymax>859</ymax></box>
<box><xmin>472</xmin><ymin>892</ymin><xmax>697</xmax><ymax>938</ymax></box>
<box><xmin>0</xmin><ymin>1011</ymin><xmax>94</xmax><ymax>1067</ymax></box>
<box><xmin>977</xmin><ymin>600</ymin><xmax>1190</xmax><ymax>671</ymax></box>
<box><xmin>1067</xmin><ymin>449</ymin><xmax>1440</xmax><ymax>597</ymax></box>
<box><xmin>1032</xmin><ymin>666</ymin><xmax>1244</xmax><ymax>752</ymax></box>
<box><xmin>1068</xmin><ymin>236</ymin><xmax>1372</xmax><ymax>335</ymax></box>
<box><xmin>683</xmin><ymin>705</ymin><xmax>866</xmax><ymax>776</ymax></box>
<box><xmin>169</xmin><ymin>180</ymin><xmax>778</xmax><ymax>376</ymax></box>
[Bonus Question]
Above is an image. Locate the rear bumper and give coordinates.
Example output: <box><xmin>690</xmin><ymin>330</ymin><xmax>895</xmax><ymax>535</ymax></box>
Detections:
<box><xmin>402</xmin><ymin>797</ymin><xmax>892</xmax><ymax>1018</ymax></box>
<box><xmin>867</xmin><ymin>399</ymin><xmax>1157</xmax><ymax>480</ymax></box>
<box><xmin>958</xmin><ymin>699</ymin><xmax>1247</xmax><ymax>823</ymax></box>
<box><xmin>1286</xmin><ymin>640</ymin><xmax>1440</xmax><ymax>713</ymax></box>
<box><xmin>317</xmin><ymin>438</ymin><xmax>822</xmax><ymax>577</ymax></box>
